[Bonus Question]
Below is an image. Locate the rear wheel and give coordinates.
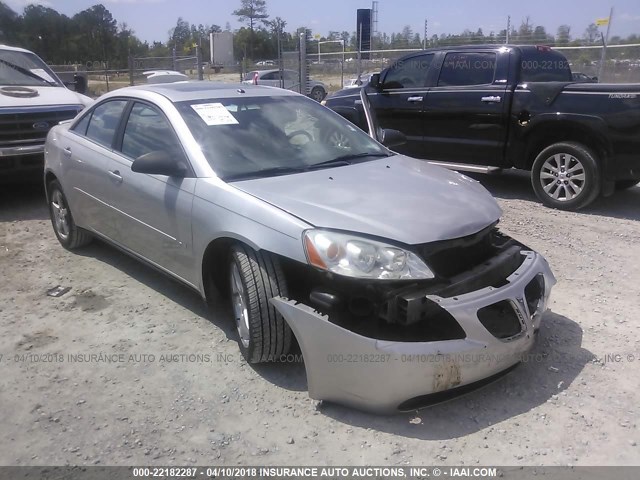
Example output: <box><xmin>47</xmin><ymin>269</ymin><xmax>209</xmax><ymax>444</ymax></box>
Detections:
<box><xmin>531</xmin><ymin>142</ymin><xmax>600</xmax><ymax>211</ymax></box>
<box><xmin>47</xmin><ymin>179</ymin><xmax>92</xmax><ymax>249</ymax></box>
<box><xmin>309</xmin><ymin>86</ymin><xmax>325</xmax><ymax>102</ymax></box>
<box><xmin>229</xmin><ymin>244</ymin><xmax>292</xmax><ymax>363</ymax></box>
<box><xmin>615</xmin><ymin>179</ymin><xmax>639</xmax><ymax>191</ymax></box>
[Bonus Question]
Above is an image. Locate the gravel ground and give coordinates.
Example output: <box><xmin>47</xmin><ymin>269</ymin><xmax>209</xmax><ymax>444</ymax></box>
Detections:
<box><xmin>0</xmin><ymin>172</ymin><xmax>639</xmax><ymax>467</ymax></box>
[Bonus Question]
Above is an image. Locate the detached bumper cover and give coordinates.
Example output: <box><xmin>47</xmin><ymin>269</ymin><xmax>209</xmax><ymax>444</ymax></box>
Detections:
<box><xmin>270</xmin><ymin>250</ymin><xmax>555</xmax><ymax>414</ymax></box>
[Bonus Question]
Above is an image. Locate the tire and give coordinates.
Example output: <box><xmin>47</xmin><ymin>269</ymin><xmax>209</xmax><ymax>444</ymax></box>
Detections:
<box><xmin>531</xmin><ymin>142</ymin><xmax>601</xmax><ymax>211</ymax></box>
<box><xmin>47</xmin><ymin>179</ymin><xmax>92</xmax><ymax>249</ymax></box>
<box><xmin>615</xmin><ymin>179</ymin><xmax>639</xmax><ymax>191</ymax></box>
<box><xmin>229</xmin><ymin>244</ymin><xmax>292</xmax><ymax>363</ymax></box>
<box><xmin>309</xmin><ymin>86</ymin><xmax>325</xmax><ymax>102</ymax></box>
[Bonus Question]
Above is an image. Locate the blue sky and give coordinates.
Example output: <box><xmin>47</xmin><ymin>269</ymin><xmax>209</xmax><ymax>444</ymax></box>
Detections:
<box><xmin>5</xmin><ymin>0</ymin><xmax>640</xmax><ymax>43</ymax></box>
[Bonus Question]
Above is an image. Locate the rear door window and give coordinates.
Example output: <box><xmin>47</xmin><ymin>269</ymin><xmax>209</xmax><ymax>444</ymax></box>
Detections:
<box><xmin>519</xmin><ymin>49</ymin><xmax>572</xmax><ymax>82</ymax></box>
<box><xmin>438</xmin><ymin>52</ymin><xmax>496</xmax><ymax>86</ymax></box>
<box><xmin>85</xmin><ymin>100</ymin><xmax>128</xmax><ymax>148</ymax></box>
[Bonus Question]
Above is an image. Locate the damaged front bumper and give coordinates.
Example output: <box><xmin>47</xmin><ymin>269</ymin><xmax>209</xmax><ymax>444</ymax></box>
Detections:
<box><xmin>270</xmin><ymin>250</ymin><xmax>556</xmax><ymax>414</ymax></box>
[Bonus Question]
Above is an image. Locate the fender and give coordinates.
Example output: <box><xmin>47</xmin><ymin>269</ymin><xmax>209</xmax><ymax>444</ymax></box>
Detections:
<box><xmin>508</xmin><ymin>112</ymin><xmax>613</xmax><ymax>174</ymax></box>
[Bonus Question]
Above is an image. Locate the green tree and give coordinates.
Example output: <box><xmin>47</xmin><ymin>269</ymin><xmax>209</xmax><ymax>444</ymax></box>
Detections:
<box><xmin>232</xmin><ymin>0</ymin><xmax>269</xmax><ymax>57</ymax></box>
<box><xmin>0</xmin><ymin>1</ymin><xmax>21</xmax><ymax>44</ymax></box>
<box><xmin>584</xmin><ymin>23</ymin><xmax>599</xmax><ymax>44</ymax></box>
<box><xmin>556</xmin><ymin>25</ymin><xmax>571</xmax><ymax>45</ymax></box>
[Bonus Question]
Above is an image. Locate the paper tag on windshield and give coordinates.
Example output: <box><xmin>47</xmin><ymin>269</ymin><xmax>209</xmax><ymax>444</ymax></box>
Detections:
<box><xmin>191</xmin><ymin>103</ymin><xmax>238</xmax><ymax>126</ymax></box>
<box><xmin>30</xmin><ymin>69</ymin><xmax>56</xmax><ymax>83</ymax></box>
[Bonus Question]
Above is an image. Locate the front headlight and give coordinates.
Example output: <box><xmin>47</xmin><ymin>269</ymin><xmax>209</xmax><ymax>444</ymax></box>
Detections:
<box><xmin>303</xmin><ymin>230</ymin><xmax>434</xmax><ymax>280</ymax></box>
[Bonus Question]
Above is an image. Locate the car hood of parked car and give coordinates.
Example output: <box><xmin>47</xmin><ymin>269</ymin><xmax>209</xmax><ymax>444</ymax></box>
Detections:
<box><xmin>231</xmin><ymin>155</ymin><xmax>502</xmax><ymax>245</ymax></box>
<box><xmin>0</xmin><ymin>85</ymin><xmax>92</xmax><ymax>108</ymax></box>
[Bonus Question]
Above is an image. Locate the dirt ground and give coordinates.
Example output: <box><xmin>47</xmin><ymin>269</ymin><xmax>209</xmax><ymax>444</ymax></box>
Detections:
<box><xmin>0</xmin><ymin>172</ymin><xmax>639</xmax><ymax>467</ymax></box>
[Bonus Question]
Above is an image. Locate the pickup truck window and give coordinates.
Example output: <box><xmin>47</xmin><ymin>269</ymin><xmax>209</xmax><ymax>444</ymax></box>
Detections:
<box><xmin>438</xmin><ymin>52</ymin><xmax>496</xmax><ymax>87</ymax></box>
<box><xmin>383</xmin><ymin>54</ymin><xmax>433</xmax><ymax>89</ymax></box>
<box><xmin>519</xmin><ymin>49</ymin><xmax>572</xmax><ymax>82</ymax></box>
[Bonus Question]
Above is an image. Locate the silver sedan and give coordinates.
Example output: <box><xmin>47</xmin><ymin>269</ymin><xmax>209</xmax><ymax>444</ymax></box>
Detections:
<box><xmin>44</xmin><ymin>82</ymin><xmax>555</xmax><ymax>413</ymax></box>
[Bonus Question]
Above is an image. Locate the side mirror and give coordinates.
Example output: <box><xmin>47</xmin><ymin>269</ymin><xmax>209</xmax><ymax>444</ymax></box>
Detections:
<box><xmin>592</xmin><ymin>76</ymin><xmax>598</xmax><ymax>82</ymax></box>
<box><xmin>131</xmin><ymin>151</ymin><xmax>188</xmax><ymax>177</ymax></box>
<box><xmin>369</xmin><ymin>73</ymin><xmax>381</xmax><ymax>90</ymax></box>
<box><xmin>380</xmin><ymin>128</ymin><xmax>406</xmax><ymax>148</ymax></box>
<box><xmin>73</xmin><ymin>74</ymin><xmax>87</xmax><ymax>95</ymax></box>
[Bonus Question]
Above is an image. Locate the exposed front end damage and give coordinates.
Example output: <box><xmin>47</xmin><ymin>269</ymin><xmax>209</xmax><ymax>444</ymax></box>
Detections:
<box><xmin>270</xmin><ymin>236</ymin><xmax>556</xmax><ymax>414</ymax></box>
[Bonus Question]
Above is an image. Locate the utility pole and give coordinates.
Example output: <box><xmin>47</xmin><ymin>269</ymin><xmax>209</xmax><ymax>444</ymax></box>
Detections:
<box><xmin>423</xmin><ymin>19</ymin><xmax>428</xmax><ymax>49</ymax></box>
<box><xmin>506</xmin><ymin>15</ymin><xmax>511</xmax><ymax>44</ymax></box>
<box><xmin>598</xmin><ymin>7</ymin><xmax>614</xmax><ymax>82</ymax></box>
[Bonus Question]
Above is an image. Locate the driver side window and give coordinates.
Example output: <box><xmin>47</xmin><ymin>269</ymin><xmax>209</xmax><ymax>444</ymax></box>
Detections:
<box><xmin>121</xmin><ymin>102</ymin><xmax>183</xmax><ymax>161</ymax></box>
<box><xmin>382</xmin><ymin>54</ymin><xmax>433</xmax><ymax>89</ymax></box>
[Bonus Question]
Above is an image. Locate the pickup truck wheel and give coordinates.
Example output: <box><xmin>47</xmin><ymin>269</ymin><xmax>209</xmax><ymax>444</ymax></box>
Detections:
<box><xmin>531</xmin><ymin>142</ymin><xmax>600</xmax><ymax>211</ymax></box>
<box><xmin>229</xmin><ymin>245</ymin><xmax>292</xmax><ymax>364</ymax></box>
<box><xmin>47</xmin><ymin>179</ymin><xmax>92</xmax><ymax>249</ymax></box>
<box><xmin>615</xmin><ymin>180</ymin><xmax>639</xmax><ymax>190</ymax></box>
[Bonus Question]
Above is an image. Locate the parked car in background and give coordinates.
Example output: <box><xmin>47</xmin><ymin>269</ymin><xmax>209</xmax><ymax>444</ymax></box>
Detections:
<box><xmin>243</xmin><ymin>69</ymin><xmax>327</xmax><ymax>102</ymax></box>
<box><xmin>44</xmin><ymin>82</ymin><xmax>555</xmax><ymax>413</ymax></box>
<box><xmin>571</xmin><ymin>72</ymin><xmax>598</xmax><ymax>83</ymax></box>
<box><xmin>324</xmin><ymin>45</ymin><xmax>640</xmax><ymax>210</ymax></box>
<box><xmin>0</xmin><ymin>44</ymin><xmax>92</xmax><ymax>179</ymax></box>
<box><xmin>343</xmin><ymin>71</ymin><xmax>378</xmax><ymax>89</ymax></box>
<box><xmin>143</xmin><ymin>70</ymin><xmax>189</xmax><ymax>84</ymax></box>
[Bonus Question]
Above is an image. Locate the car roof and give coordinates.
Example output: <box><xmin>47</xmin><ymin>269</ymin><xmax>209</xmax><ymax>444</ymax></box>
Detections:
<box><xmin>104</xmin><ymin>81</ymin><xmax>300</xmax><ymax>103</ymax></box>
<box><xmin>0</xmin><ymin>44</ymin><xmax>34</xmax><ymax>53</ymax></box>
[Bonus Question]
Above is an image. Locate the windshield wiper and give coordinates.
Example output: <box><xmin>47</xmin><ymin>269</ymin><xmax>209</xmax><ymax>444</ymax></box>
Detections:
<box><xmin>306</xmin><ymin>152</ymin><xmax>391</xmax><ymax>171</ymax></box>
<box><xmin>224</xmin><ymin>166</ymin><xmax>306</xmax><ymax>181</ymax></box>
<box><xmin>0</xmin><ymin>58</ymin><xmax>57</xmax><ymax>86</ymax></box>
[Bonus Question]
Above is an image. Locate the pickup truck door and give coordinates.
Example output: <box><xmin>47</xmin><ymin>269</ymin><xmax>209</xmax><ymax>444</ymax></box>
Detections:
<box><xmin>368</xmin><ymin>53</ymin><xmax>435</xmax><ymax>157</ymax></box>
<box><xmin>423</xmin><ymin>50</ymin><xmax>510</xmax><ymax>166</ymax></box>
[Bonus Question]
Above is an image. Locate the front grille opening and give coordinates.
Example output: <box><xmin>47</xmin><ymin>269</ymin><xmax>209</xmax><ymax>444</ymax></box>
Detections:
<box><xmin>524</xmin><ymin>274</ymin><xmax>545</xmax><ymax>316</ymax></box>
<box><xmin>415</xmin><ymin>225</ymin><xmax>513</xmax><ymax>279</ymax></box>
<box><xmin>477</xmin><ymin>300</ymin><xmax>522</xmax><ymax>339</ymax></box>
<box><xmin>326</xmin><ymin>296</ymin><xmax>466</xmax><ymax>342</ymax></box>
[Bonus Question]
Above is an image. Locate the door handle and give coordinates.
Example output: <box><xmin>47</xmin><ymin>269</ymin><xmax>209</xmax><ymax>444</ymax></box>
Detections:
<box><xmin>108</xmin><ymin>170</ymin><xmax>123</xmax><ymax>183</ymax></box>
<box><xmin>407</xmin><ymin>96</ymin><xmax>423</xmax><ymax>102</ymax></box>
<box><xmin>481</xmin><ymin>95</ymin><xmax>502</xmax><ymax>103</ymax></box>
<box><xmin>63</xmin><ymin>147</ymin><xmax>72</xmax><ymax>158</ymax></box>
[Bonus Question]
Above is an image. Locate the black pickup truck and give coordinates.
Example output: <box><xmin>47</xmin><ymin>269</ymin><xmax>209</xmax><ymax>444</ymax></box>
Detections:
<box><xmin>324</xmin><ymin>45</ymin><xmax>640</xmax><ymax>210</ymax></box>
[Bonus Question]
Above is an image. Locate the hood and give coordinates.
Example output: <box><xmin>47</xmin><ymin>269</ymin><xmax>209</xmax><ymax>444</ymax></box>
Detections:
<box><xmin>0</xmin><ymin>85</ymin><xmax>92</xmax><ymax>108</ymax></box>
<box><xmin>231</xmin><ymin>156</ymin><xmax>502</xmax><ymax>245</ymax></box>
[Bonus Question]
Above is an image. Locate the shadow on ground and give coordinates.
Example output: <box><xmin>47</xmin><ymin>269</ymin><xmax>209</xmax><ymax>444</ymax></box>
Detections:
<box><xmin>74</xmin><ymin>239</ymin><xmax>237</xmax><ymax>343</ymax></box>
<box><xmin>317</xmin><ymin>311</ymin><xmax>592</xmax><ymax>440</ymax></box>
<box><xmin>0</xmin><ymin>182</ymin><xmax>49</xmax><ymax>222</ymax></box>
<box><xmin>472</xmin><ymin>170</ymin><xmax>640</xmax><ymax>222</ymax></box>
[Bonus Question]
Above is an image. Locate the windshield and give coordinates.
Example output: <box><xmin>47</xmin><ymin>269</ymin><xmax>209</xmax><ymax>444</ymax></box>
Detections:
<box><xmin>0</xmin><ymin>49</ymin><xmax>62</xmax><ymax>87</ymax></box>
<box><xmin>176</xmin><ymin>95</ymin><xmax>390</xmax><ymax>181</ymax></box>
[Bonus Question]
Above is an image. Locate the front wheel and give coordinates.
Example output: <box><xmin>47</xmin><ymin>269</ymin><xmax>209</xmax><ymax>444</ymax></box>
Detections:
<box><xmin>47</xmin><ymin>179</ymin><xmax>92</xmax><ymax>249</ymax></box>
<box><xmin>229</xmin><ymin>244</ymin><xmax>292</xmax><ymax>363</ymax></box>
<box><xmin>531</xmin><ymin>142</ymin><xmax>601</xmax><ymax>211</ymax></box>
